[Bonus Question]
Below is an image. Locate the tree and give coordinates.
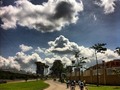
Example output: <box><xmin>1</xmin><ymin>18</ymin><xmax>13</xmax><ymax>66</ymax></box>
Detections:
<box><xmin>74</xmin><ymin>51</ymin><xmax>87</xmax><ymax>80</ymax></box>
<box><xmin>66</xmin><ymin>66</ymin><xmax>73</xmax><ymax>73</ymax></box>
<box><xmin>113</xmin><ymin>47</ymin><xmax>120</xmax><ymax>76</ymax></box>
<box><xmin>50</xmin><ymin>60</ymin><xmax>64</xmax><ymax>80</ymax></box>
<box><xmin>35</xmin><ymin>62</ymin><xmax>45</xmax><ymax>76</ymax></box>
<box><xmin>113</xmin><ymin>68</ymin><xmax>120</xmax><ymax>75</ymax></box>
<box><xmin>66</xmin><ymin>65</ymin><xmax>73</xmax><ymax>80</ymax></box>
<box><xmin>115</xmin><ymin>47</ymin><xmax>120</xmax><ymax>55</ymax></box>
<box><xmin>91</xmin><ymin>43</ymin><xmax>107</xmax><ymax>86</ymax></box>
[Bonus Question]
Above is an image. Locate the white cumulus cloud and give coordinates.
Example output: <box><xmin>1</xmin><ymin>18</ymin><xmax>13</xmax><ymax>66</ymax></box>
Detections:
<box><xmin>95</xmin><ymin>0</ymin><xmax>117</xmax><ymax>14</ymax></box>
<box><xmin>0</xmin><ymin>51</ymin><xmax>45</xmax><ymax>73</ymax></box>
<box><xmin>1</xmin><ymin>38</ymin><xmax>120</xmax><ymax>72</ymax></box>
<box><xmin>47</xmin><ymin>35</ymin><xmax>80</xmax><ymax>54</ymax></box>
<box><xmin>15</xmin><ymin>52</ymin><xmax>44</xmax><ymax>71</ymax></box>
<box><xmin>0</xmin><ymin>0</ymin><xmax>83</xmax><ymax>32</ymax></box>
<box><xmin>0</xmin><ymin>56</ymin><xmax>21</xmax><ymax>70</ymax></box>
<box><xmin>45</xmin><ymin>35</ymin><xmax>120</xmax><ymax>68</ymax></box>
<box><xmin>19</xmin><ymin>44</ymin><xmax>33</xmax><ymax>52</ymax></box>
<box><xmin>45</xmin><ymin>56</ymin><xmax>72</xmax><ymax>67</ymax></box>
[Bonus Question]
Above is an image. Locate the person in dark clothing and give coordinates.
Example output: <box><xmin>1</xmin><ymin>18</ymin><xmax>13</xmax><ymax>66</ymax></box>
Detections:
<box><xmin>78</xmin><ymin>80</ymin><xmax>84</xmax><ymax>90</ymax></box>
<box><xmin>66</xmin><ymin>80</ymin><xmax>70</xmax><ymax>88</ymax></box>
<box><xmin>70</xmin><ymin>80</ymin><xmax>76</xmax><ymax>90</ymax></box>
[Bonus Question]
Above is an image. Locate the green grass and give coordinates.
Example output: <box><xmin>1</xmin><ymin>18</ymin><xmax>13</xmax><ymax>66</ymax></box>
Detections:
<box><xmin>0</xmin><ymin>80</ymin><xmax>49</xmax><ymax>90</ymax></box>
<box><xmin>87</xmin><ymin>85</ymin><xmax>120</xmax><ymax>90</ymax></box>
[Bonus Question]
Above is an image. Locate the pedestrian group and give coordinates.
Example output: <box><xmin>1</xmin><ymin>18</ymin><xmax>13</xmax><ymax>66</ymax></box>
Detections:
<box><xmin>66</xmin><ymin>80</ymin><xmax>88</xmax><ymax>90</ymax></box>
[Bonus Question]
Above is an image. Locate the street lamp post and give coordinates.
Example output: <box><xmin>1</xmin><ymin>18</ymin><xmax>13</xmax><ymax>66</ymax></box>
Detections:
<box><xmin>95</xmin><ymin>50</ymin><xmax>99</xmax><ymax>86</ymax></box>
<box><xmin>75</xmin><ymin>51</ymin><xmax>80</xmax><ymax>80</ymax></box>
<box><xmin>79</xmin><ymin>57</ymin><xmax>87</xmax><ymax>80</ymax></box>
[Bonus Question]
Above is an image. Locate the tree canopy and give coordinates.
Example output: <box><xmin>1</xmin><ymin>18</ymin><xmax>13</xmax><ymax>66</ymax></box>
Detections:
<box><xmin>115</xmin><ymin>47</ymin><xmax>120</xmax><ymax>55</ymax></box>
<box><xmin>91</xmin><ymin>43</ymin><xmax>107</xmax><ymax>53</ymax></box>
<box><xmin>50</xmin><ymin>60</ymin><xmax>64</xmax><ymax>78</ymax></box>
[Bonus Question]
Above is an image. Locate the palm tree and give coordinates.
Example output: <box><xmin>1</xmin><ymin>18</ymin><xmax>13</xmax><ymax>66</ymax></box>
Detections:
<box><xmin>91</xmin><ymin>43</ymin><xmax>107</xmax><ymax>86</ymax></box>
<box><xmin>113</xmin><ymin>47</ymin><xmax>120</xmax><ymax>76</ymax></box>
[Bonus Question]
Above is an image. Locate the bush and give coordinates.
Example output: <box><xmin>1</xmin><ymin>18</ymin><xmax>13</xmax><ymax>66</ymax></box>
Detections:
<box><xmin>0</xmin><ymin>80</ymin><xmax>7</xmax><ymax>84</ymax></box>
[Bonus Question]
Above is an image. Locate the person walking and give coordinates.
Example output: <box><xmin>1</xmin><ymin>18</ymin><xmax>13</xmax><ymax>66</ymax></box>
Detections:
<box><xmin>70</xmin><ymin>80</ymin><xmax>76</xmax><ymax>90</ymax></box>
<box><xmin>78</xmin><ymin>80</ymin><xmax>84</xmax><ymax>90</ymax></box>
<box><xmin>66</xmin><ymin>80</ymin><xmax>70</xmax><ymax>88</ymax></box>
<box><xmin>83</xmin><ymin>80</ymin><xmax>88</xmax><ymax>90</ymax></box>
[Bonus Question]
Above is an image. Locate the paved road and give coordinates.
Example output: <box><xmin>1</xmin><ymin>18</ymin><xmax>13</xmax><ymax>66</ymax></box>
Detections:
<box><xmin>44</xmin><ymin>80</ymin><xmax>86</xmax><ymax>90</ymax></box>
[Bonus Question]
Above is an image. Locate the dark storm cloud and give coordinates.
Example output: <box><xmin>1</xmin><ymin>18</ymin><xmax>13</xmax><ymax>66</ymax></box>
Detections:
<box><xmin>0</xmin><ymin>0</ymin><xmax>119</xmax><ymax>32</ymax></box>
<box><xmin>0</xmin><ymin>0</ymin><xmax>2</xmax><ymax>5</ymax></box>
<box><xmin>0</xmin><ymin>0</ymin><xmax>83</xmax><ymax>32</ymax></box>
<box><xmin>53</xmin><ymin>1</ymin><xmax>73</xmax><ymax>19</ymax></box>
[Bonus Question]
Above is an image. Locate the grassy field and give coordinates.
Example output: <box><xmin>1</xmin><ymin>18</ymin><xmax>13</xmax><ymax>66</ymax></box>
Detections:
<box><xmin>0</xmin><ymin>80</ymin><xmax>120</xmax><ymax>90</ymax></box>
<box><xmin>87</xmin><ymin>85</ymin><xmax>120</xmax><ymax>90</ymax></box>
<box><xmin>0</xmin><ymin>80</ymin><xmax>49</xmax><ymax>90</ymax></box>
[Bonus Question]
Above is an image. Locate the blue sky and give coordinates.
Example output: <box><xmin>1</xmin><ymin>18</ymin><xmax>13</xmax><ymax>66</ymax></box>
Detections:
<box><xmin>0</xmin><ymin>0</ymin><xmax>120</xmax><ymax>72</ymax></box>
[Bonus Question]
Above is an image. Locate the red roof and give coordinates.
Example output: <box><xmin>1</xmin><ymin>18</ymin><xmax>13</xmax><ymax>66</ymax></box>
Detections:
<box><xmin>87</xmin><ymin>59</ymin><xmax>120</xmax><ymax>70</ymax></box>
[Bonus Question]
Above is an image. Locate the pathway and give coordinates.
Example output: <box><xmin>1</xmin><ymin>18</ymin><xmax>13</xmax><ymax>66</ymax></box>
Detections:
<box><xmin>44</xmin><ymin>80</ymin><xmax>84</xmax><ymax>90</ymax></box>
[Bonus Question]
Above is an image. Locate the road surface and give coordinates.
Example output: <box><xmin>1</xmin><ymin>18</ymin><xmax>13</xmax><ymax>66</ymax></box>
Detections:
<box><xmin>44</xmin><ymin>80</ymin><xmax>86</xmax><ymax>90</ymax></box>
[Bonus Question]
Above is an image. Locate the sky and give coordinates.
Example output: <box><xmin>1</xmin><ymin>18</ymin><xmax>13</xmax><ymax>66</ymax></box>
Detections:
<box><xmin>0</xmin><ymin>0</ymin><xmax>120</xmax><ymax>73</ymax></box>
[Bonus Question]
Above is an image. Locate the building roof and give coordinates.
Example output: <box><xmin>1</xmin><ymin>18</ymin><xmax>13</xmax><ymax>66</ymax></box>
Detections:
<box><xmin>87</xmin><ymin>59</ymin><xmax>120</xmax><ymax>70</ymax></box>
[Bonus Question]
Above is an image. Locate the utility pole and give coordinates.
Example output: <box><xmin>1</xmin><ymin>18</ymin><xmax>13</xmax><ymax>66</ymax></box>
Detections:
<box><xmin>95</xmin><ymin>50</ymin><xmax>99</xmax><ymax>86</ymax></box>
<box><xmin>75</xmin><ymin>51</ymin><xmax>80</xmax><ymax>80</ymax></box>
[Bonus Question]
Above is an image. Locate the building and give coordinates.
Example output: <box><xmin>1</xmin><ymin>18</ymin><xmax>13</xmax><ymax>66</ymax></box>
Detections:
<box><xmin>67</xmin><ymin>59</ymin><xmax>120</xmax><ymax>85</ymax></box>
<box><xmin>83</xmin><ymin>59</ymin><xmax>120</xmax><ymax>85</ymax></box>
